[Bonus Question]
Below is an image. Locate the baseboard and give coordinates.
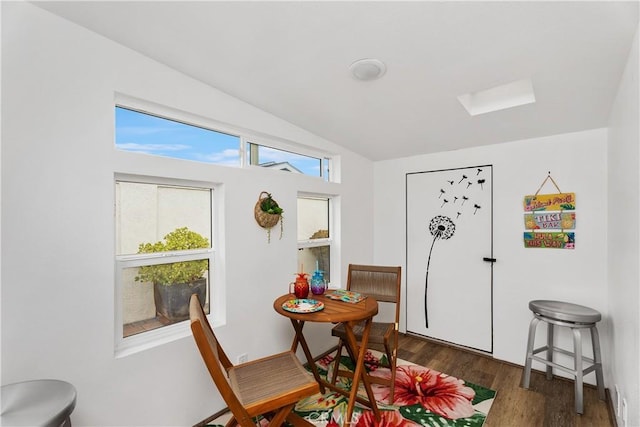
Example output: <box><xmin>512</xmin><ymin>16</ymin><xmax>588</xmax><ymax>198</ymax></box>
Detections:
<box><xmin>606</xmin><ymin>388</ymin><xmax>618</xmax><ymax>427</ymax></box>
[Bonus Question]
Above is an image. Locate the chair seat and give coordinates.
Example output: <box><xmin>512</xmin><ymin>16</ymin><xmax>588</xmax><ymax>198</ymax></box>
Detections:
<box><xmin>331</xmin><ymin>321</ymin><xmax>393</xmax><ymax>345</ymax></box>
<box><xmin>230</xmin><ymin>351</ymin><xmax>318</xmax><ymax>410</ymax></box>
<box><xmin>529</xmin><ymin>300</ymin><xmax>601</xmax><ymax>324</ymax></box>
<box><xmin>0</xmin><ymin>379</ymin><xmax>76</xmax><ymax>427</ymax></box>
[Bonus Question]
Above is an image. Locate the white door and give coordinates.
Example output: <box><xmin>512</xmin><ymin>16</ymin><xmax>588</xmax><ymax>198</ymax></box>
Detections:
<box><xmin>406</xmin><ymin>165</ymin><xmax>493</xmax><ymax>352</ymax></box>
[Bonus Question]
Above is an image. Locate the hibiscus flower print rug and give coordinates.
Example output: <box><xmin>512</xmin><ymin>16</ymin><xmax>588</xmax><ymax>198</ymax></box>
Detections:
<box><xmin>206</xmin><ymin>349</ymin><xmax>496</xmax><ymax>427</ymax></box>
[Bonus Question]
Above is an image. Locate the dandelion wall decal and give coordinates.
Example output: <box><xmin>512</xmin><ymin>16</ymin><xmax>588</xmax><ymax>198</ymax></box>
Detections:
<box><xmin>462</xmin><ymin>196</ymin><xmax>469</xmax><ymax>205</ymax></box>
<box><xmin>459</xmin><ymin>175</ymin><xmax>467</xmax><ymax>184</ymax></box>
<box><xmin>425</xmin><ymin>215</ymin><xmax>456</xmax><ymax>327</ymax></box>
<box><xmin>439</xmin><ymin>189</ymin><xmax>445</xmax><ymax>198</ymax></box>
<box><xmin>478</xmin><ymin>178</ymin><xmax>486</xmax><ymax>189</ymax></box>
<box><xmin>477</xmin><ymin>168</ymin><xmax>483</xmax><ymax>175</ymax></box>
<box><xmin>467</xmin><ymin>182</ymin><xmax>472</xmax><ymax>189</ymax></box>
<box><xmin>448</xmin><ymin>180</ymin><xmax>454</xmax><ymax>185</ymax></box>
<box><xmin>474</xmin><ymin>204</ymin><xmax>481</xmax><ymax>214</ymax></box>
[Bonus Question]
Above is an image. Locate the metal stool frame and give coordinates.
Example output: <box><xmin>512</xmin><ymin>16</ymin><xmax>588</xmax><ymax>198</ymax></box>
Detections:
<box><xmin>522</xmin><ymin>311</ymin><xmax>605</xmax><ymax>414</ymax></box>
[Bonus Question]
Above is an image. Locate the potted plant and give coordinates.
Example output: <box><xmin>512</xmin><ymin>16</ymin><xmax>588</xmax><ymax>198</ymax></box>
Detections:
<box><xmin>135</xmin><ymin>227</ymin><xmax>209</xmax><ymax>322</ymax></box>
<box><xmin>254</xmin><ymin>191</ymin><xmax>284</xmax><ymax>242</ymax></box>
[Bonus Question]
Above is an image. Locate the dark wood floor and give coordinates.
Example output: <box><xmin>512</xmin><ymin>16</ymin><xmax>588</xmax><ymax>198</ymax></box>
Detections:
<box><xmin>396</xmin><ymin>334</ymin><xmax>613</xmax><ymax>427</ymax></box>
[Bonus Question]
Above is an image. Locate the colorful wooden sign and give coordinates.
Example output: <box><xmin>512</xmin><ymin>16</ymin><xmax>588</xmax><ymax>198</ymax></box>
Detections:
<box><xmin>523</xmin><ymin>232</ymin><xmax>575</xmax><ymax>249</ymax></box>
<box><xmin>524</xmin><ymin>212</ymin><xmax>575</xmax><ymax>230</ymax></box>
<box><xmin>523</xmin><ymin>193</ymin><xmax>576</xmax><ymax>212</ymax></box>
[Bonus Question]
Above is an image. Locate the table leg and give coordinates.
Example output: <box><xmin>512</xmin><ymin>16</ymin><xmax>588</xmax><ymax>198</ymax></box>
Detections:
<box><xmin>289</xmin><ymin>319</ymin><xmax>326</xmax><ymax>394</ymax></box>
<box><xmin>342</xmin><ymin>318</ymin><xmax>380</xmax><ymax>422</ymax></box>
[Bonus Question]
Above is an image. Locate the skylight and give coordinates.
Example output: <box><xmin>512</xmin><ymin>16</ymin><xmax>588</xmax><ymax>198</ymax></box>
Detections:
<box><xmin>457</xmin><ymin>78</ymin><xmax>536</xmax><ymax>116</ymax></box>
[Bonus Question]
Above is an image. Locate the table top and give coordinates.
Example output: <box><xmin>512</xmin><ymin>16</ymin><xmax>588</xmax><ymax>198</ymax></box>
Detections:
<box><xmin>273</xmin><ymin>293</ymin><xmax>378</xmax><ymax>323</ymax></box>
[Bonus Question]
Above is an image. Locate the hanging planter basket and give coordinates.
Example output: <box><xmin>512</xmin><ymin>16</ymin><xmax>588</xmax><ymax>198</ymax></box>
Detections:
<box><xmin>254</xmin><ymin>191</ymin><xmax>284</xmax><ymax>242</ymax></box>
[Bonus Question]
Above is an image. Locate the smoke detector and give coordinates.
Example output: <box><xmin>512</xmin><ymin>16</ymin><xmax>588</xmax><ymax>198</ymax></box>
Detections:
<box><xmin>349</xmin><ymin>58</ymin><xmax>387</xmax><ymax>81</ymax></box>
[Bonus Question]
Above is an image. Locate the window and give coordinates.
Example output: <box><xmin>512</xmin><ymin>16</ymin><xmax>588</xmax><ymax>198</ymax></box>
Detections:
<box><xmin>115</xmin><ymin>106</ymin><xmax>241</xmax><ymax>166</ymax></box>
<box><xmin>115</xmin><ymin>180</ymin><xmax>213</xmax><ymax>340</ymax></box>
<box><xmin>115</xmin><ymin>104</ymin><xmax>333</xmax><ymax>180</ymax></box>
<box><xmin>248</xmin><ymin>142</ymin><xmax>330</xmax><ymax>180</ymax></box>
<box><xmin>297</xmin><ymin>196</ymin><xmax>332</xmax><ymax>284</ymax></box>
<box><xmin>113</xmin><ymin>99</ymin><xmax>336</xmax><ymax>354</ymax></box>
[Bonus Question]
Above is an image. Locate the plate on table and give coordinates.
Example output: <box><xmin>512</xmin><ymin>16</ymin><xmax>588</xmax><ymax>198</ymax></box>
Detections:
<box><xmin>282</xmin><ymin>299</ymin><xmax>325</xmax><ymax>313</ymax></box>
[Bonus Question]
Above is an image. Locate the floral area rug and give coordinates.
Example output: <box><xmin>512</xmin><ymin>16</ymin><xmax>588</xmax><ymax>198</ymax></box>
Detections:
<box><xmin>206</xmin><ymin>349</ymin><xmax>496</xmax><ymax>427</ymax></box>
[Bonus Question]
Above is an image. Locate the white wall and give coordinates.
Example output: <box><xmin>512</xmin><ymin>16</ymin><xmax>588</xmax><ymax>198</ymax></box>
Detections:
<box><xmin>374</xmin><ymin>128</ymin><xmax>609</xmax><ymax>385</ymax></box>
<box><xmin>1</xmin><ymin>3</ymin><xmax>373</xmax><ymax>426</ymax></box>
<box><xmin>607</xmin><ymin>25</ymin><xmax>639</xmax><ymax>427</ymax></box>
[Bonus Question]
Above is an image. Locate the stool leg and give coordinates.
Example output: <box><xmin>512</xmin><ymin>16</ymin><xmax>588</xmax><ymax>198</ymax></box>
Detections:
<box><xmin>590</xmin><ymin>325</ymin><xmax>606</xmax><ymax>401</ymax></box>
<box><xmin>522</xmin><ymin>316</ymin><xmax>539</xmax><ymax>389</ymax></box>
<box><xmin>573</xmin><ymin>328</ymin><xmax>584</xmax><ymax>414</ymax></box>
<box><xmin>546</xmin><ymin>322</ymin><xmax>554</xmax><ymax>380</ymax></box>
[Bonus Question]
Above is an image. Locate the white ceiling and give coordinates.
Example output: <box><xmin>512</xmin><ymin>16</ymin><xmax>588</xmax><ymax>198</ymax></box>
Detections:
<box><xmin>33</xmin><ymin>1</ymin><xmax>639</xmax><ymax>161</ymax></box>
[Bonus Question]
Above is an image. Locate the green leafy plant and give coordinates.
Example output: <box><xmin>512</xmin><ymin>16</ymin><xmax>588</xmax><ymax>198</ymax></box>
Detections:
<box><xmin>260</xmin><ymin>192</ymin><xmax>284</xmax><ymax>215</ymax></box>
<box><xmin>135</xmin><ymin>227</ymin><xmax>209</xmax><ymax>286</ymax></box>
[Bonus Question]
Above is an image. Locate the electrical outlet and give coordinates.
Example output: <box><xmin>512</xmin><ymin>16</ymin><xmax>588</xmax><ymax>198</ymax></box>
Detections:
<box><xmin>622</xmin><ymin>398</ymin><xmax>628</xmax><ymax>427</ymax></box>
<box><xmin>615</xmin><ymin>385</ymin><xmax>621</xmax><ymax>416</ymax></box>
<box><xmin>237</xmin><ymin>353</ymin><xmax>248</xmax><ymax>364</ymax></box>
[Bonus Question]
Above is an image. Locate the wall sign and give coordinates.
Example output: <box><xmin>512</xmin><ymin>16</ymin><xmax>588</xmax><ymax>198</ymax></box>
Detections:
<box><xmin>523</xmin><ymin>193</ymin><xmax>576</xmax><ymax>212</ymax></box>
<box><xmin>523</xmin><ymin>173</ymin><xmax>575</xmax><ymax>250</ymax></box>
<box><xmin>524</xmin><ymin>212</ymin><xmax>576</xmax><ymax>230</ymax></box>
<box><xmin>524</xmin><ymin>231</ymin><xmax>575</xmax><ymax>249</ymax></box>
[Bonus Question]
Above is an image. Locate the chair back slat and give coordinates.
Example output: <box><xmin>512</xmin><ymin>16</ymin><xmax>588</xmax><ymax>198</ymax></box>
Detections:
<box><xmin>347</xmin><ymin>264</ymin><xmax>401</xmax><ymax>304</ymax></box>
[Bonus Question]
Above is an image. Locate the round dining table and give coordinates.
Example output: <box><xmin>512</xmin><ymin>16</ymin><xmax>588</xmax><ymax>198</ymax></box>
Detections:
<box><xmin>273</xmin><ymin>293</ymin><xmax>380</xmax><ymax>423</ymax></box>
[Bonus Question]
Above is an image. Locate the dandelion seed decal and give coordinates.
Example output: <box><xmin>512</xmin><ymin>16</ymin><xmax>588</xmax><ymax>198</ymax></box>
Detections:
<box><xmin>462</xmin><ymin>196</ymin><xmax>469</xmax><ymax>205</ymax></box>
<box><xmin>457</xmin><ymin>212</ymin><xmax>462</xmax><ymax>219</ymax></box>
<box><xmin>478</xmin><ymin>178</ymin><xmax>486</xmax><ymax>189</ymax></box>
<box><xmin>474</xmin><ymin>204</ymin><xmax>481</xmax><ymax>214</ymax></box>
<box><xmin>477</xmin><ymin>168</ymin><xmax>483</xmax><ymax>175</ymax></box>
<box><xmin>441</xmin><ymin>199</ymin><xmax>449</xmax><ymax>208</ymax></box>
<box><xmin>425</xmin><ymin>215</ymin><xmax>456</xmax><ymax>328</ymax></box>
<box><xmin>467</xmin><ymin>182</ymin><xmax>472</xmax><ymax>189</ymax></box>
<box><xmin>439</xmin><ymin>189</ymin><xmax>445</xmax><ymax>198</ymax></box>
<box><xmin>448</xmin><ymin>180</ymin><xmax>454</xmax><ymax>185</ymax></box>
<box><xmin>459</xmin><ymin>175</ymin><xmax>467</xmax><ymax>184</ymax></box>
<box><xmin>453</xmin><ymin>196</ymin><xmax>458</xmax><ymax>203</ymax></box>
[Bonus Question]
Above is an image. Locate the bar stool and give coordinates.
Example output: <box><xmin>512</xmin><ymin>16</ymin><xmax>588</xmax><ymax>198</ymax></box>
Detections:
<box><xmin>1</xmin><ymin>379</ymin><xmax>77</xmax><ymax>426</ymax></box>
<box><xmin>521</xmin><ymin>300</ymin><xmax>605</xmax><ymax>414</ymax></box>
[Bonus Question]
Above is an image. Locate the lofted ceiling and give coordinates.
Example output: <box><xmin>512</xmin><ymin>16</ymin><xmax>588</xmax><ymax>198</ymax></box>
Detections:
<box><xmin>33</xmin><ymin>1</ymin><xmax>639</xmax><ymax>161</ymax></box>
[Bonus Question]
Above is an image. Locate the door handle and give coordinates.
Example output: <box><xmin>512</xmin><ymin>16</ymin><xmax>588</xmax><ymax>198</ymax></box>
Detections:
<box><xmin>483</xmin><ymin>257</ymin><xmax>497</xmax><ymax>263</ymax></box>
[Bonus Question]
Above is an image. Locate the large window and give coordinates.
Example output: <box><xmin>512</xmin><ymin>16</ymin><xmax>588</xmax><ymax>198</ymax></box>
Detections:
<box><xmin>115</xmin><ymin>106</ymin><xmax>332</xmax><ymax>180</ymax></box>
<box><xmin>115</xmin><ymin>180</ymin><xmax>213</xmax><ymax>342</ymax></box>
<box><xmin>113</xmin><ymin>100</ymin><xmax>336</xmax><ymax>354</ymax></box>
<box><xmin>297</xmin><ymin>196</ymin><xmax>332</xmax><ymax>284</ymax></box>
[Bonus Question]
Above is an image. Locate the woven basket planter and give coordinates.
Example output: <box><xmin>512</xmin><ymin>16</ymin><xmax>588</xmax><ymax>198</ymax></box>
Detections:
<box><xmin>254</xmin><ymin>191</ymin><xmax>283</xmax><ymax>242</ymax></box>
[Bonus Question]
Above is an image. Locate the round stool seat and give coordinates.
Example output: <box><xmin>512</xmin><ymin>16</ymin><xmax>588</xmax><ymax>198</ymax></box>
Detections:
<box><xmin>1</xmin><ymin>379</ymin><xmax>76</xmax><ymax>427</ymax></box>
<box><xmin>529</xmin><ymin>300</ymin><xmax>601</xmax><ymax>324</ymax></box>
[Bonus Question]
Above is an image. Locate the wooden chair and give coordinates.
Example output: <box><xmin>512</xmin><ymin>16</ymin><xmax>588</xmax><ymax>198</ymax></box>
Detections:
<box><xmin>189</xmin><ymin>294</ymin><xmax>320</xmax><ymax>427</ymax></box>
<box><xmin>329</xmin><ymin>264</ymin><xmax>402</xmax><ymax>403</ymax></box>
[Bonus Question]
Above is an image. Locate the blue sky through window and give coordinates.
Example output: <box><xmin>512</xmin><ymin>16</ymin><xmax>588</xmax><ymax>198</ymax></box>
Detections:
<box><xmin>115</xmin><ymin>107</ymin><xmax>241</xmax><ymax>166</ymax></box>
<box><xmin>115</xmin><ymin>106</ymin><xmax>325</xmax><ymax>177</ymax></box>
